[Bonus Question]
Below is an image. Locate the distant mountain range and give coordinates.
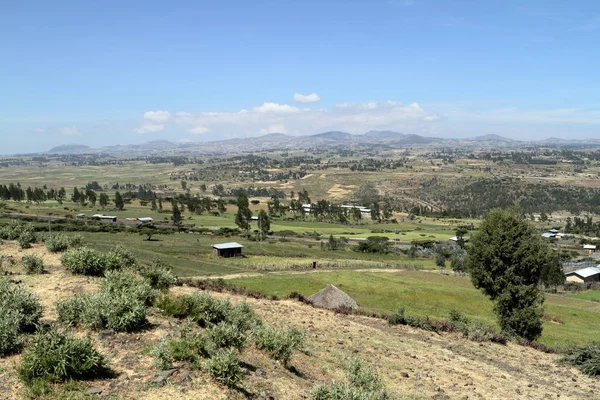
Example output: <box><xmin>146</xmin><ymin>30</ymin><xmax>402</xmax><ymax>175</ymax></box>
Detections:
<box><xmin>46</xmin><ymin>130</ymin><xmax>600</xmax><ymax>155</ymax></box>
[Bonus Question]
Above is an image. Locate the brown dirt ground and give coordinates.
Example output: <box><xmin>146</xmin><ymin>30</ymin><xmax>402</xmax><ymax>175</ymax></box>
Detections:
<box><xmin>0</xmin><ymin>243</ymin><xmax>599</xmax><ymax>399</ymax></box>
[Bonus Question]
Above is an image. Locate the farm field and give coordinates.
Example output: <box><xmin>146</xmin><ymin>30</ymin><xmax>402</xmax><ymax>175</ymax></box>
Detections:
<box><xmin>230</xmin><ymin>270</ymin><xmax>600</xmax><ymax>348</ymax></box>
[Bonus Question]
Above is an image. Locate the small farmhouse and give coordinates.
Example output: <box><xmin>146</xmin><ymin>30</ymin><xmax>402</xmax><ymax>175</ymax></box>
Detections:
<box><xmin>583</xmin><ymin>244</ymin><xmax>597</xmax><ymax>255</ymax></box>
<box><xmin>212</xmin><ymin>242</ymin><xmax>244</xmax><ymax>258</ymax></box>
<box><xmin>137</xmin><ymin>217</ymin><xmax>153</xmax><ymax>223</ymax></box>
<box><xmin>565</xmin><ymin>266</ymin><xmax>600</xmax><ymax>284</ymax></box>
<box><xmin>92</xmin><ymin>214</ymin><xmax>117</xmax><ymax>222</ymax></box>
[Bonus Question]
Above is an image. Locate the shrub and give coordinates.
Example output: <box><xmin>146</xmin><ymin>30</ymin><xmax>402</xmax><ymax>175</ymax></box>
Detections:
<box><xmin>465</xmin><ymin>321</ymin><xmax>506</xmax><ymax>344</ymax></box>
<box><xmin>22</xmin><ymin>255</ymin><xmax>44</xmax><ymax>274</ymax></box>
<box><xmin>18</xmin><ymin>328</ymin><xmax>109</xmax><ymax>385</ymax></box>
<box><xmin>18</xmin><ymin>229</ymin><xmax>36</xmax><ymax>249</ymax></box>
<box><xmin>61</xmin><ymin>247</ymin><xmax>106</xmax><ymax>276</ymax></box>
<box><xmin>347</xmin><ymin>357</ymin><xmax>384</xmax><ymax>393</ymax></box>
<box><xmin>138</xmin><ymin>259</ymin><xmax>176</xmax><ymax>290</ymax></box>
<box><xmin>45</xmin><ymin>234</ymin><xmax>84</xmax><ymax>252</ymax></box>
<box><xmin>56</xmin><ymin>295</ymin><xmax>87</xmax><ymax>326</ymax></box>
<box><xmin>150</xmin><ymin>340</ymin><xmax>174</xmax><ymax>370</ymax></box>
<box><xmin>102</xmin><ymin>245</ymin><xmax>137</xmax><ymax>271</ymax></box>
<box><xmin>157</xmin><ymin>292</ymin><xmax>231</xmax><ymax>327</ymax></box>
<box><xmin>101</xmin><ymin>270</ymin><xmax>156</xmax><ymax>305</ymax></box>
<box><xmin>254</xmin><ymin>325</ymin><xmax>305</xmax><ymax>366</ymax></box>
<box><xmin>226</xmin><ymin>301</ymin><xmax>262</xmax><ymax>332</ymax></box>
<box><xmin>206</xmin><ymin>348</ymin><xmax>244</xmax><ymax>387</ymax></box>
<box><xmin>0</xmin><ymin>278</ymin><xmax>43</xmax><ymax>332</ymax></box>
<box><xmin>311</xmin><ymin>357</ymin><xmax>392</xmax><ymax>400</ymax></box>
<box><xmin>0</xmin><ymin>310</ymin><xmax>23</xmax><ymax>356</ymax></box>
<box><xmin>56</xmin><ymin>272</ymin><xmax>149</xmax><ymax>332</ymax></box>
<box><xmin>207</xmin><ymin>322</ymin><xmax>248</xmax><ymax>352</ymax></box>
<box><xmin>559</xmin><ymin>342</ymin><xmax>600</xmax><ymax>376</ymax></box>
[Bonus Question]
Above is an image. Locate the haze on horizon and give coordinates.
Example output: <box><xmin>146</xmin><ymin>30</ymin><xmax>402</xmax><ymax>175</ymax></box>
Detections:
<box><xmin>1</xmin><ymin>0</ymin><xmax>599</xmax><ymax>154</ymax></box>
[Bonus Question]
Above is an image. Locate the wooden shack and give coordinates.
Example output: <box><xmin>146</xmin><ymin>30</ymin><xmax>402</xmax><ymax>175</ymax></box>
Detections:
<box><xmin>212</xmin><ymin>242</ymin><xmax>244</xmax><ymax>258</ymax></box>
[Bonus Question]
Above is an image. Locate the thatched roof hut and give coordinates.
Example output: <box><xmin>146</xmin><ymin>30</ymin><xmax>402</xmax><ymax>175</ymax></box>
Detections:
<box><xmin>307</xmin><ymin>285</ymin><xmax>358</xmax><ymax>310</ymax></box>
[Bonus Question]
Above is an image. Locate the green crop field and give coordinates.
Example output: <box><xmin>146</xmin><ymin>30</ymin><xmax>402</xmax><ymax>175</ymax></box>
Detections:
<box><xmin>230</xmin><ymin>270</ymin><xmax>600</xmax><ymax>347</ymax></box>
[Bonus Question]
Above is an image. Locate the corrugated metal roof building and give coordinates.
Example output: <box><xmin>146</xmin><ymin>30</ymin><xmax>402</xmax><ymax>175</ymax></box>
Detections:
<box><xmin>212</xmin><ymin>242</ymin><xmax>244</xmax><ymax>258</ymax></box>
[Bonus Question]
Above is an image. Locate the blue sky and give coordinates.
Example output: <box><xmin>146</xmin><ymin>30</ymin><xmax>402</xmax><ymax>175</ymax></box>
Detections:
<box><xmin>1</xmin><ymin>0</ymin><xmax>599</xmax><ymax>153</ymax></box>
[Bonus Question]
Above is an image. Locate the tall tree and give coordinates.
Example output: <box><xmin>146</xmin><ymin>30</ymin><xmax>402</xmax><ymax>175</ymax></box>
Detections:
<box><xmin>57</xmin><ymin>187</ymin><xmax>66</xmax><ymax>204</ymax></box>
<box><xmin>99</xmin><ymin>193</ymin><xmax>109</xmax><ymax>208</ymax></box>
<box><xmin>171</xmin><ymin>200</ymin><xmax>182</xmax><ymax>229</ymax></box>
<box><xmin>257</xmin><ymin>209</ymin><xmax>270</xmax><ymax>239</ymax></box>
<box><xmin>234</xmin><ymin>193</ymin><xmax>252</xmax><ymax>233</ymax></box>
<box><xmin>465</xmin><ymin>208</ymin><xmax>560</xmax><ymax>341</ymax></box>
<box><xmin>114</xmin><ymin>191</ymin><xmax>124</xmax><ymax>210</ymax></box>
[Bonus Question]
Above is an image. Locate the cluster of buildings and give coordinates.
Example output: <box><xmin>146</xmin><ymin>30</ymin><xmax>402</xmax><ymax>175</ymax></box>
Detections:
<box><xmin>300</xmin><ymin>204</ymin><xmax>371</xmax><ymax>214</ymax></box>
<box><xmin>74</xmin><ymin>214</ymin><xmax>153</xmax><ymax>224</ymax></box>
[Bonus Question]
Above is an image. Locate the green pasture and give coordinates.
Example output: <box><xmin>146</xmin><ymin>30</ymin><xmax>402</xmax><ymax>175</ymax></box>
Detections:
<box><xmin>71</xmin><ymin>232</ymin><xmax>437</xmax><ymax>277</ymax></box>
<box><xmin>230</xmin><ymin>270</ymin><xmax>600</xmax><ymax>347</ymax></box>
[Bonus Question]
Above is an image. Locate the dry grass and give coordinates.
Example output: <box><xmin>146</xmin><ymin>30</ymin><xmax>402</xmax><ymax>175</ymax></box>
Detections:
<box><xmin>0</xmin><ymin>242</ymin><xmax>599</xmax><ymax>399</ymax></box>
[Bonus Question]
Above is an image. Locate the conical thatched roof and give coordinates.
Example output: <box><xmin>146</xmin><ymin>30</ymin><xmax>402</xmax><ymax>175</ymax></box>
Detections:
<box><xmin>307</xmin><ymin>285</ymin><xmax>358</xmax><ymax>310</ymax></box>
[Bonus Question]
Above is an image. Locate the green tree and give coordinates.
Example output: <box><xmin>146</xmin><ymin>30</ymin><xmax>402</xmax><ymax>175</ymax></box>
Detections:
<box><xmin>234</xmin><ymin>193</ymin><xmax>252</xmax><ymax>233</ymax></box>
<box><xmin>353</xmin><ymin>182</ymin><xmax>380</xmax><ymax>207</ymax></box>
<box><xmin>465</xmin><ymin>208</ymin><xmax>556</xmax><ymax>341</ymax></box>
<box><xmin>150</xmin><ymin>197</ymin><xmax>157</xmax><ymax>211</ymax></box>
<box><xmin>171</xmin><ymin>200</ymin><xmax>182</xmax><ymax>229</ymax></box>
<box><xmin>370</xmin><ymin>202</ymin><xmax>381</xmax><ymax>223</ymax></box>
<box><xmin>99</xmin><ymin>193</ymin><xmax>109</xmax><ymax>208</ymax></box>
<box><xmin>257</xmin><ymin>210</ymin><xmax>270</xmax><ymax>239</ymax></box>
<box><xmin>57</xmin><ymin>187</ymin><xmax>66</xmax><ymax>204</ymax></box>
<box><xmin>114</xmin><ymin>191</ymin><xmax>124</xmax><ymax>210</ymax></box>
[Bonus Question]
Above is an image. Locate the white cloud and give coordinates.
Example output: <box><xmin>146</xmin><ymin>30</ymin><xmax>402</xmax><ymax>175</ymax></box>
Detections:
<box><xmin>33</xmin><ymin>128</ymin><xmax>45</xmax><ymax>134</ymax></box>
<box><xmin>60</xmin><ymin>126</ymin><xmax>82</xmax><ymax>136</ymax></box>
<box><xmin>252</xmin><ymin>102</ymin><xmax>301</xmax><ymax>113</ymax></box>
<box><xmin>137</xmin><ymin>99</ymin><xmax>440</xmax><ymax>139</ymax></box>
<box><xmin>134</xmin><ymin>123</ymin><xmax>165</xmax><ymax>134</ymax></box>
<box><xmin>143</xmin><ymin>110</ymin><xmax>172</xmax><ymax>123</ymax></box>
<box><xmin>260</xmin><ymin>124</ymin><xmax>287</xmax><ymax>135</ymax></box>
<box><xmin>293</xmin><ymin>93</ymin><xmax>321</xmax><ymax>103</ymax></box>
<box><xmin>186</xmin><ymin>126</ymin><xmax>211</xmax><ymax>135</ymax></box>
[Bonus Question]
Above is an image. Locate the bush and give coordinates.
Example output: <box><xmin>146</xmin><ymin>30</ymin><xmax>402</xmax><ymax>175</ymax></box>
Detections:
<box><xmin>150</xmin><ymin>340</ymin><xmax>174</xmax><ymax>370</ymax></box>
<box><xmin>102</xmin><ymin>245</ymin><xmax>137</xmax><ymax>271</ymax></box>
<box><xmin>56</xmin><ymin>296</ymin><xmax>87</xmax><ymax>327</ymax></box>
<box><xmin>311</xmin><ymin>357</ymin><xmax>392</xmax><ymax>400</ymax></box>
<box><xmin>45</xmin><ymin>234</ymin><xmax>84</xmax><ymax>252</ymax></box>
<box><xmin>559</xmin><ymin>342</ymin><xmax>600</xmax><ymax>376</ymax></box>
<box><xmin>0</xmin><ymin>310</ymin><xmax>23</xmax><ymax>356</ymax></box>
<box><xmin>101</xmin><ymin>270</ymin><xmax>156</xmax><ymax>305</ymax></box>
<box><xmin>56</xmin><ymin>271</ymin><xmax>150</xmax><ymax>332</ymax></box>
<box><xmin>138</xmin><ymin>259</ymin><xmax>176</xmax><ymax>290</ymax></box>
<box><xmin>22</xmin><ymin>255</ymin><xmax>44</xmax><ymax>274</ymax></box>
<box><xmin>254</xmin><ymin>325</ymin><xmax>305</xmax><ymax>366</ymax></box>
<box><xmin>18</xmin><ymin>328</ymin><xmax>109</xmax><ymax>385</ymax></box>
<box><xmin>206</xmin><ymin>348</ymin><xmax>244</xmax><ymax>387</ymax></box>
<box><xmin>18</xmin><ymin>229</ymin><xmax>36</xmax><ymax>249</ymax></box>
<box><xmin>156</xmin><ymin>292</ymin><xmax>231</xmax><ymax>327</ymax></box>
<box><xmin>207</xmin><ymin>322</ymin><xmax>248</xmax><ymax>352</ymax></box>
<box><xmin>0</xmin><ymin>278</ymin><xmax>43</xmax><ymax>332</ymax></box>
<box><xmin>225</xmin><ymin>301</ymin><xmax>262</xmax><ymax>332</ymax></box>
<box><xmin>61</xmin><ymin>247</ymin><xmax>106</xmax><ymax>276</ymax></box>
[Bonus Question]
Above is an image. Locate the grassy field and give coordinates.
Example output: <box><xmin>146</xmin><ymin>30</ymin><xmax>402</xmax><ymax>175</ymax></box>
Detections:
<box><xmin>230</xmin><ymin>270</ymin><xmax>600</xmax><ymax>347</ymax></box>
<box><xmin>4</xmin><ymin>198</ymin><xmax>462</xmax><ymax>242</ymax></box>
<box><xmin>71</xmin><ymin>231</ymin><xmax>437</xmax><ymax>277</ymax></box>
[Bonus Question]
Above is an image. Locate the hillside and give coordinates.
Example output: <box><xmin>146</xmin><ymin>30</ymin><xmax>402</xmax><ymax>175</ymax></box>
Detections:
<box><xmin>0</xmin><ymin>242</ymin><xmax>598</xmax><ymax>399</ymax></box>
<box><xmin>41</xmin><ymin>131</ymin><xmax>600</xmax><ymax>156</ymax></box>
